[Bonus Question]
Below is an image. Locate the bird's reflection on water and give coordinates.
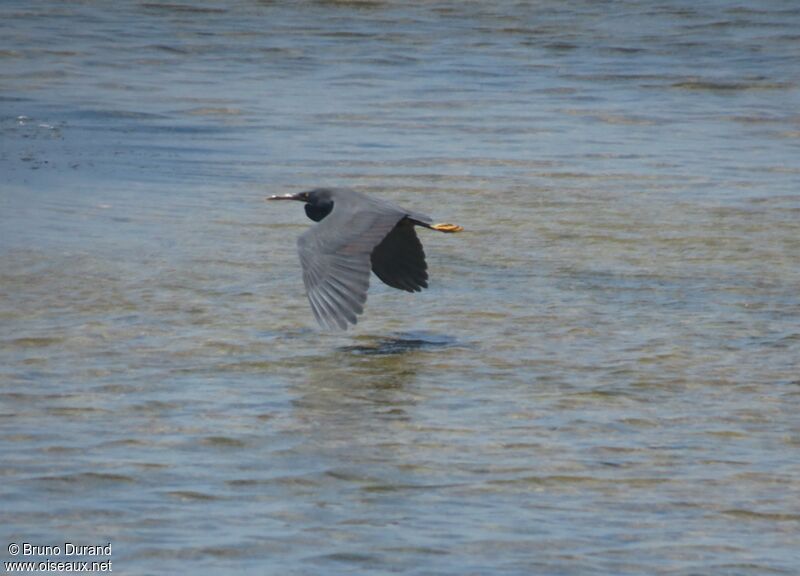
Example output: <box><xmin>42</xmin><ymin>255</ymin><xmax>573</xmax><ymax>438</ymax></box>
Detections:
<box><xmin>288</xmin><ymin>332</ymin><xmax>459</xmax><ymax>429</ymax></box>
<box><xmin>338</xmin><ymin>331</ymin><xmax>459</xmax><ymax>356</ymax></box>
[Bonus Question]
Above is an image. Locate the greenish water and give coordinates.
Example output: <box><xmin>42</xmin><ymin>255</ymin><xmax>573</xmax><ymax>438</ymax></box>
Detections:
<box><xmin>2</xmin><ymin>1</ymin><xmax>799</xmax><ymax>574</ymax></box>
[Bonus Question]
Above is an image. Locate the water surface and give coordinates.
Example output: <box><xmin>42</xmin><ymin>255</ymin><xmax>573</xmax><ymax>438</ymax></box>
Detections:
<box><xmin>2</xmin><ymin>1</ymin><xmax>799</xmax><ymax>574</ymax></box>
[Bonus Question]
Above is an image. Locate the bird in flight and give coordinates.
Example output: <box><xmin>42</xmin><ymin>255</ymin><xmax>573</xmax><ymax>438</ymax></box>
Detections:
<box><xmin>268</xmin><ymin>188</ymin><xmax>463</xmax><ymax>330</ymax></box>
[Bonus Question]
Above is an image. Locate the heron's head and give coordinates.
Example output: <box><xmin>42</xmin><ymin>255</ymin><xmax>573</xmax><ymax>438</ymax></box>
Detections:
<box><xmin>267</xmin><ymin>188</ymin><xmax>334</xmax><ymax>222</ymax></box>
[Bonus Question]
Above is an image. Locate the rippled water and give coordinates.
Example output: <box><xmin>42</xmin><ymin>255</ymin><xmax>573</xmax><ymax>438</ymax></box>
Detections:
<box><xmin>2</xmin><ymin>1</ymin><xmax>799</xmax><ymax>574</ymax></box>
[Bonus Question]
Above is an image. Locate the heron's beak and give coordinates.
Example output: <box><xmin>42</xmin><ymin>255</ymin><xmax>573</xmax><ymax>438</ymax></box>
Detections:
<box><xmin>267</xmin><ymin>193</ymin><xmax>305</xmax><ymax>201</ymax></box>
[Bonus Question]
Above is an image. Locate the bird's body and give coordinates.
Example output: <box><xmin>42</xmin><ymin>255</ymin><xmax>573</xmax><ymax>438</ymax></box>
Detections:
<box><xmin>268</xmin><ymin>188</ymin><xmax>462</xmax><ymax>330</ymax></box>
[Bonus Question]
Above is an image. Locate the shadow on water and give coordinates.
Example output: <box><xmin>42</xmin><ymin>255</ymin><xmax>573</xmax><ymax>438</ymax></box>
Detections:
<box><xmin>337</xmin><ymin>331</ymin><xmax>460</xmax><ymax>356</ymax></box>
<box><xmin>285</xmin><ymin>332</ymin><xmax>461</xmax><ymax>428</ymax></box>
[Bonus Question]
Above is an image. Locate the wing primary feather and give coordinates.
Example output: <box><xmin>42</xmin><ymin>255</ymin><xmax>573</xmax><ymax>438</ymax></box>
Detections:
<box><xmin>308</xmin><ymin>292</ymin><xmax>331</xmax><ymax>329</ymax></box>
<box><xmin>312</xmin><ymin>288</ymin><xmax>345</xmax><ymax>330</ymax></box>
<box><xmin>316</xmin><ymin>283</ymin><xmax>355</xmax><ymax>327</ymax></box>
<box><xmin>323</xmin><ymin>278</ymin><xmax>365</xmax><ymax>315</ymax></box>
<box><xmin>311</xmin><ymin>288</ymin><xmax>342</xmax><ymax>331</ymax></box>
<box><xmin>327</xmin><ymin>274</ymin><xmax>368</xmax><ymax>305</ymax></box>
<box><xmin>306</xmin><ymin>292</ymin><xmax>327</xmax><ymax>328</ymax></box>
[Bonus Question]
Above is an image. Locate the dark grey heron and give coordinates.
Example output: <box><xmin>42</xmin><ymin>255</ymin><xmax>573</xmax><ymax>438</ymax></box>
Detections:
<box><xmin>268</xmin><ymin>188</ymin><xmax>463</xmax><ymax>330</ymax></box>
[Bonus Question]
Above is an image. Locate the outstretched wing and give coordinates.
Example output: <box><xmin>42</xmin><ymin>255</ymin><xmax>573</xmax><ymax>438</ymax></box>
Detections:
<box><xmin>371</xmin><ymin>219</ymin><xmax>428</xmax><ymax>292</ymax></box>
<box><xmin>297</xmin><ymin>191</ymin><xmax>429</xmax><ymax>330</ymax></box>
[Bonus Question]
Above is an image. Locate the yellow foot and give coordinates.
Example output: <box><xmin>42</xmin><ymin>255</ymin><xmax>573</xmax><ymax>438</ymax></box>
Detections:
<box><xmin>431</xmin><ymin>222</ymin><xmax>464</xmax><ymax>233</ymax></box>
